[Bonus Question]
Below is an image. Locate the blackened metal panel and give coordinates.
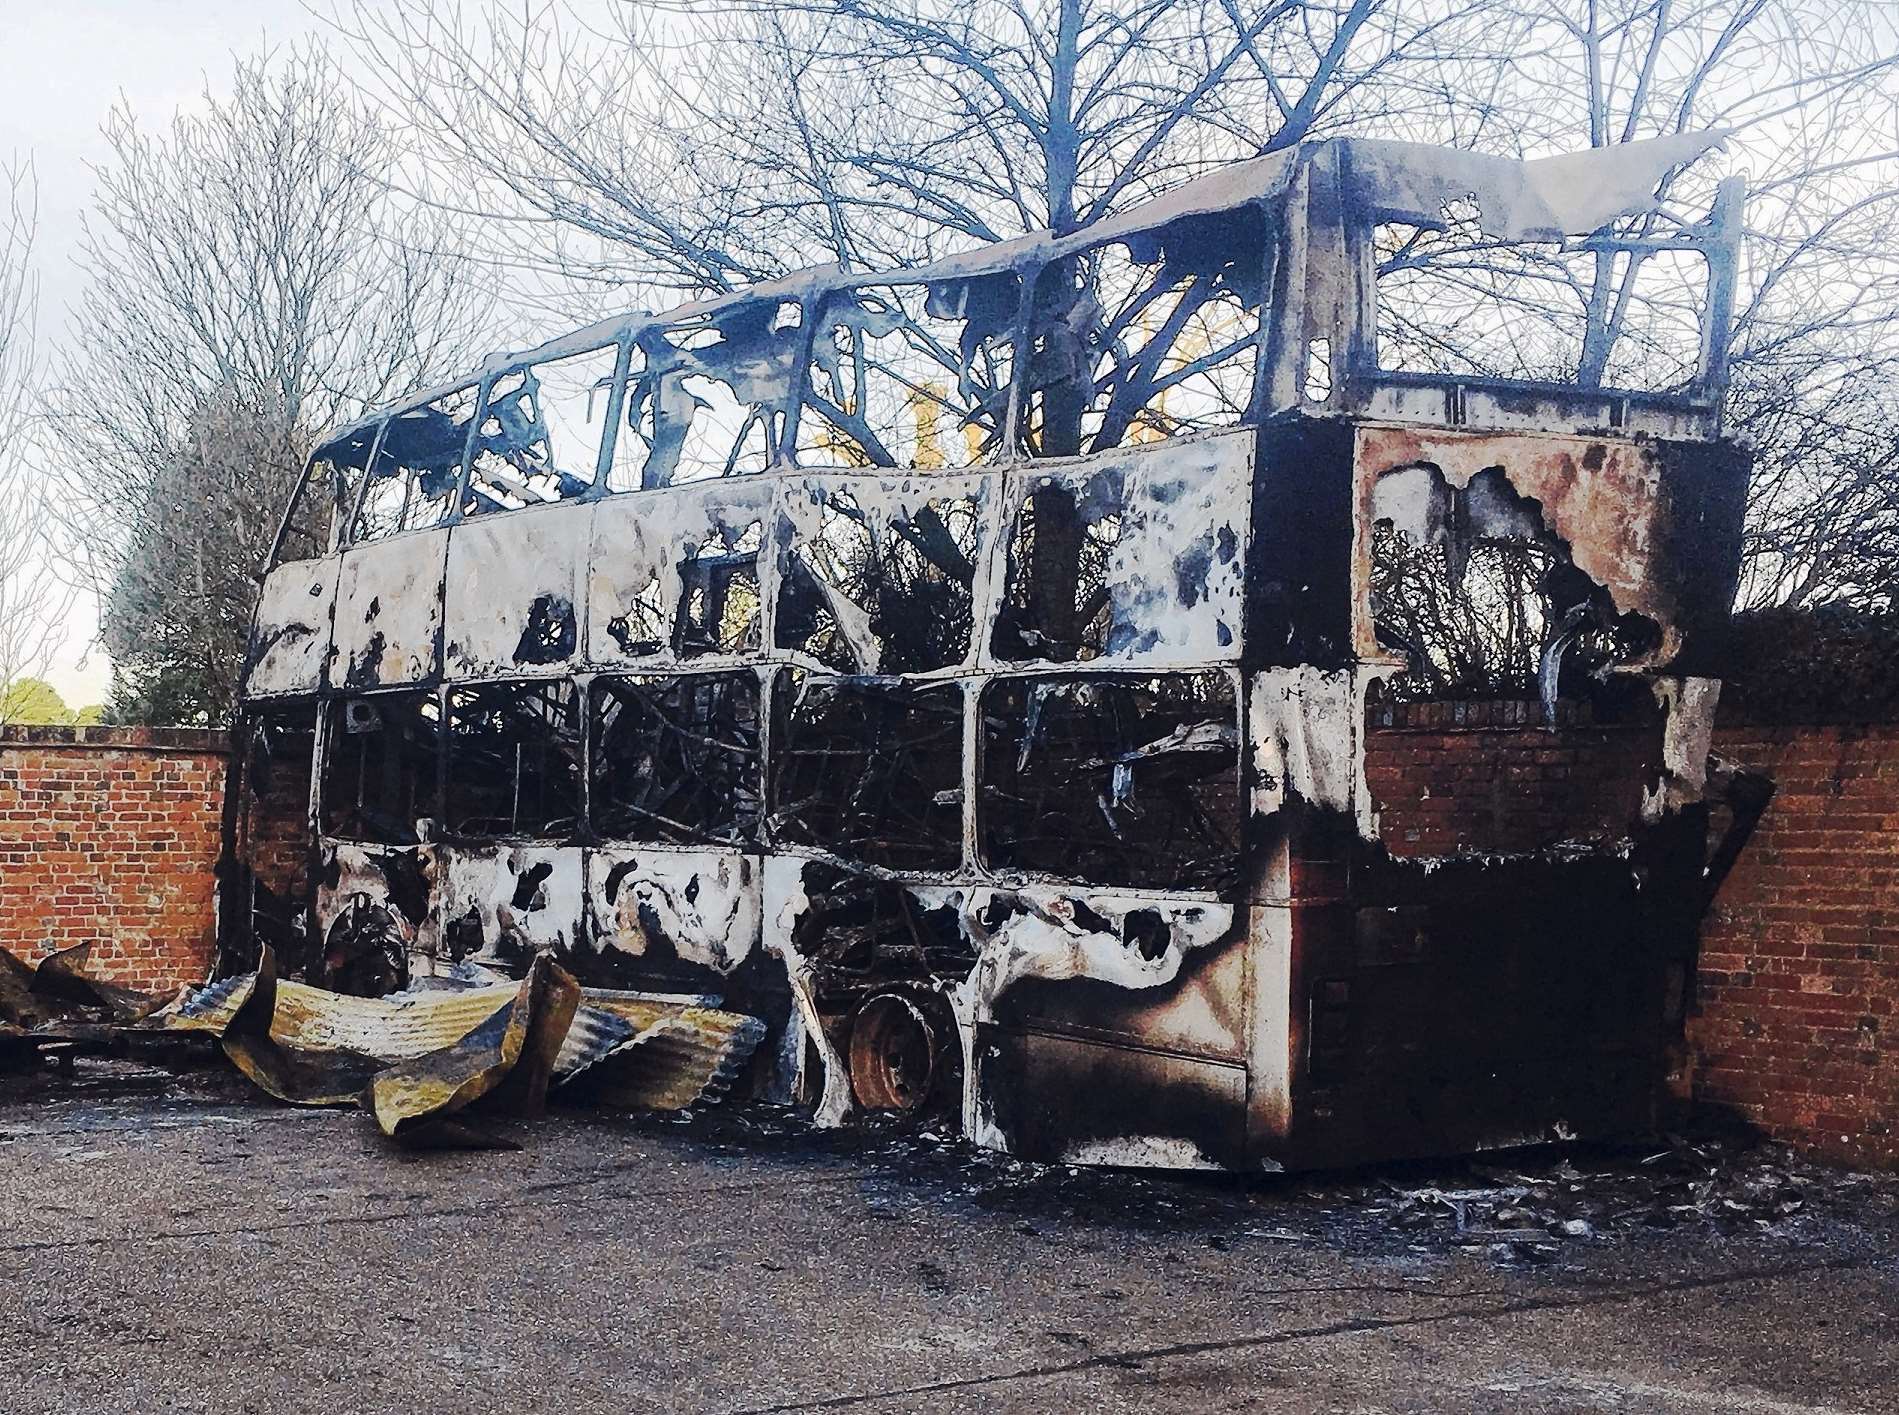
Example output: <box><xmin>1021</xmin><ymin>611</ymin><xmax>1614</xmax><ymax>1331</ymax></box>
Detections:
<box><xmin>243</xmin><ymin>555</ymin><xmax>341</xmax><ymax>698</ymax></box>
<box><xmin>443</xmin><ymin>502</ymin><xmax>590</xmax><ymax>679</ymax></box>
<box><xmin>973</xmin><ymin>1026</ymin><xmax>1248</xmax><ymax>1169</ymax></box>
<box><xmin>332</xmin><ymin>528</ymin><xmax>449</xmax><ymax>688</ymax></box>
<box><xmin>1651</xmin><ymin>438</ymin><xmax>1750</xmax><ymax>678</ymax></box>
<box><xmin>1283</xmin><ymin>850</ymin><xmax>1669</xmax><ymax>1168</ymax></box>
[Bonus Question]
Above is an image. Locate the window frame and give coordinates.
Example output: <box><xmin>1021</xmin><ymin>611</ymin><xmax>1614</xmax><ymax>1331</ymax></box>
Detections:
<box><xmin>463</xmin><ymin>339</ymin><xmax>632</xmax><ymax>517</ymax></box>
<box><xmin>316</xmin><ymin>688</ymin><xmax>445</xmax><ymax>846</ymax></box>
<box><xmin>587</xmin><ymin>667</ymin><xmax>766</xmax><ymax>849</ymax></box>
<box><xmin>343</xmin><ymin>382</ymin><xmax>484</xmax><ymax>547</ymax></box>
<box><xmin>973</xmin><ymin>666</ymin><xmax>1245</xmax><ymax>891</ymax></box>
<box><xmin>439</xmin><ymin>677</ymin><xmax>587</xmax><ymax>844</ymax></box>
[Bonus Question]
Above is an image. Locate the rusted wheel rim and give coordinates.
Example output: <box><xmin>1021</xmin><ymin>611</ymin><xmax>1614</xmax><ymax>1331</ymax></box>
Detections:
<box><xmin>848</xmin><ymin>993</ymin><xmax>937</xmax><ymax>1113</ymax></box>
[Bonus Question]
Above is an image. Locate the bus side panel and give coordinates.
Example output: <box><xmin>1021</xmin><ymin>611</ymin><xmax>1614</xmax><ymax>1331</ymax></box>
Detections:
<box><xmin>332</xmin><ymin>528</ymin><xmax>449</xmax><ymax>688</ymax></box>
<box><xmin>243</xmin><ymin>556</ymin><xmax>340</xmax><ymax>698</ymax></box>
<box><xmin>972</xmin><ymin>1026</ymin><xmax>1249</xmax><ymax>1170</ymax></box>
<box><xmin>443</xmin><ymin>504</ymin><xmax>590</xmax><ymax>680</ymax></box>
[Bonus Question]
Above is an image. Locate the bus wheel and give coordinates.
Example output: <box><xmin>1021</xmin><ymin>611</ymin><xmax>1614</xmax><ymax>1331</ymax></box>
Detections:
<box><xmin>847</xmin><ymin>993</ymin><xmax>938</xmax><ymax>1114</ymax></box>
<box><xmin>322</xmin><ymin>897</ymin><xmax>410</xmax><ymax>998</ymax></box>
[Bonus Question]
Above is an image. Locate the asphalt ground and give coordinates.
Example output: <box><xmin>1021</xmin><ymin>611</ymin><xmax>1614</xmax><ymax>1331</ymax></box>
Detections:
<box><xmin>2</xmin><ymin>1060</ymin><xmax>1896</xmax><ymax>1414</ymax></box>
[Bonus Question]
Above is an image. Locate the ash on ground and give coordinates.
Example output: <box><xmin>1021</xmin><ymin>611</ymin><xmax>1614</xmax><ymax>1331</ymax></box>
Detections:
<box><xmin>639</xmin><ymin>1103</ymin><xmax>1899</xmax><ymax>1270</ymax></box>
<box><xmin>6</xmin><ymin>1056</ymin><xmax>1896</xmax><ymax>1271</ymax></box>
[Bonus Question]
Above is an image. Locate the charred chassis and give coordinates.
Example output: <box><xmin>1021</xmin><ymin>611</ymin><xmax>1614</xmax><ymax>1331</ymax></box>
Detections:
<box><xmin>225</xmin><ymin>134</ymin><xmax>1760</xmax><ymax>1170</ymax></box>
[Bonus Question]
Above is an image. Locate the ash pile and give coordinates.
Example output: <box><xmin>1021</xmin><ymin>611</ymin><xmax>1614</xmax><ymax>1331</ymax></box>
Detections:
<box><xmin>797</xmin><ymin>1120</ymin><xmax>1894</xmax><ymax>1272</ymax></box>
<box><xmin>1350</xmin><ymin>1140</ymin><xmax>1860</xmax><ymax>1263</ymax></box>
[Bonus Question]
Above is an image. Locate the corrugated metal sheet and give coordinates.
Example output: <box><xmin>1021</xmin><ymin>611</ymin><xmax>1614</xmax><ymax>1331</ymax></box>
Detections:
<box><xmin>122</xmin><ymin>947</ymin><xmax>767</xmax><ymax>1141</ymax></box>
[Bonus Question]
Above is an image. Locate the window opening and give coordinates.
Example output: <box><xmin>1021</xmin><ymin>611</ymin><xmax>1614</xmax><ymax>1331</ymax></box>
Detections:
<box><xmin>443</xmin><ymin>680</ymin><xmax>583</xmax><ymax>839</ymax></box>
<box><xmin>590</xmin><ymin>672</ymin><xmax>762</xmax><ymax>846</ymax></box>
<box><xmin>979</xmin><ymin>672</ymin><xmax>1240</xmax><ymax>891</ymax></box>
<box><xmin>319</xmin><ymin>693</ymin><xmax>441</xmax><ymax>843</ymax></box>
<box><xmin>769</xmin><ymin>672</ymin><xmax>963</xmax><ymax>871</ymax></box>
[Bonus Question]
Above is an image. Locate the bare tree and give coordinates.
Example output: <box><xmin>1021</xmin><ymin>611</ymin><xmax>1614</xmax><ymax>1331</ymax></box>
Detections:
<box><xmin>331</xmin><ymin>0</ymin><xmax>1491</xmax><ymax>303</ymax></box>
<box><xmin>45</xmin><ymin>47</ymin><xmax>491</xmax><ymax>724</ymax></box>
<box><xmin>0</xmin><ymin>159</ymin><xmax>78</xmax><ymax>724</ymax></box>
<box><xmin>334</xmin><ymin>0</ymin><xmax>1899</xmax><ymax>609</ymax></box>
<box><xmin>1370</xmin><ymin>1</ymin><xmax>1899</xmax><ymax>385</ymax></box>
<box><xmin>1733</xmin><ymin>365</ymin><xmax>1899</xmax><ymax>612</ymax></box>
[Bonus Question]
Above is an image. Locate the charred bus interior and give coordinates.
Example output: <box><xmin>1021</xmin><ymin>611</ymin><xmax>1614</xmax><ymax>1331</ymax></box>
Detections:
<box><xmin>224</xmin><ymin>134</ymin><xmax>1762</xmax><ymax>1170</ymax></box>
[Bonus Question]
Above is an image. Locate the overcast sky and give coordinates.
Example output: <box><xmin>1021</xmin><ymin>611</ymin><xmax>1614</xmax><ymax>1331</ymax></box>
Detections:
<box><xmin>1</xmin><ymin>1</ymin><xmax>345</xmax><ymax>702</ymax></box>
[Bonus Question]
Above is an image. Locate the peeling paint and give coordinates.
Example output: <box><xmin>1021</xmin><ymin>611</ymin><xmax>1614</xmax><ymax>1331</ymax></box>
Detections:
<box><xmin>587</xmin><ymin>848</ymin><xmax>761</xmax><ymax>974</ymax></box>
<box><xmin>1248</xmin><ymin>665</ymin><xmax>1369</xmax><ymax>820</ymax></box>
<box><xmin>434</xmin><ymin>845</ymin><xmax>586</xmax><ymax>972</ymax></box>
<box><xmin>1646</xmin><ymin>676</ymin><xmax>1722</xmax><ymax>820</ymax></box>
<box><xmin>1354</xmin><ymin>427</ymin><xmax>1687</xmax><ymax>666</ymax></box>
<box><xmin>992</xmin><ymin>434</ymin><xmax>1250</xmax><ymax>668</ymax></box>
<box><xmin>244</xmin><ymin>555</ymin><xmax>339</xmax><ymax>697</ymax></box>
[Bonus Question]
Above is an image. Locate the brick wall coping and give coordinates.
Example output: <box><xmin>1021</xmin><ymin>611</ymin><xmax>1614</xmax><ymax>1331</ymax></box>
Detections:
<box><xmin>1715</xmin><ymin>717</ymin><xmax>1899</xmax><ymax>736</ymax></box>
<box><xmin>1368</xmin><ymin>700</ymin><xmax>1641</xmax><ymax>730</ymax></box>
<box><xmin>0</xmin><ymin>724</ymin><xmax>229</xmax><ymax>754</ymax></box>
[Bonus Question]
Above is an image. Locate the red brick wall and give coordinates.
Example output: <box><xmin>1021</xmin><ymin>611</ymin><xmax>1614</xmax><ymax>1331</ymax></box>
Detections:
<box><xmin>1364</xmin><ymin>698</ymin><xmax>1662</xmax><ymax>856</ymax></box>
<box><xmin>1687</xmin><ymin>724</ymin><xmax>1899</xmax><ymax>1168</ymax></box>
<box><xmin>0</xmin><ymin>726</ymin><xmax>229</xmax><ymax>994</ymax></box>
<box><xmin>236</xmin><ymin>712</ymin><xmax>316</xmax><ymax>898</ymax></box>
<box><xmin>1364</xmin><ymin>707</ymin><xmax>1899</xmax><ymax>1168</ymax></box>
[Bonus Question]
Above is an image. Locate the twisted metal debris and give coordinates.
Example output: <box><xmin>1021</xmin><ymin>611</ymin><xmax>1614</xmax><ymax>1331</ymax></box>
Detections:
<box><xmin>0</xmin><ymin>941</ymin><xmax>763</xmax><ymax>1144</ymax></box>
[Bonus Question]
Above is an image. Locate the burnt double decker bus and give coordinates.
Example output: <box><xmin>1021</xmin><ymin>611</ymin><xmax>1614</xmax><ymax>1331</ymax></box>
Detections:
<box><xmin>227</xmin><ymin>134</ymin><xmax>1753</xmax><ymax>1170</ymax></box>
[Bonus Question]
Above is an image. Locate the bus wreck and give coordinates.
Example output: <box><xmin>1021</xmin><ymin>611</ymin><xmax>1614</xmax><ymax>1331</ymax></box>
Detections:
<box><xmin>228</xmin><ymin>133</ymin><xmax>1758</xmax><ymax>1171</ymax></box>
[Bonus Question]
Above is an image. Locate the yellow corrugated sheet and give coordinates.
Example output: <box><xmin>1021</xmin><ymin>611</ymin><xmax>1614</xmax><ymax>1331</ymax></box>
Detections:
<box><xmin>150</xmin><ymin>949</ymin><xmax>767</xmax><ymax>1143</ymax></box>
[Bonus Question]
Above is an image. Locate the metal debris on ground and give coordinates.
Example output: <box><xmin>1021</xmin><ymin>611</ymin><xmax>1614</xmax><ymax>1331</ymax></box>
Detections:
<box><xmin>645</xmin><ymin>1105</ymin><xmax>1894</xmax><ymax>1270</ymax></box>
<box><xmin>0</xmin><ymin>943</ymin><xmax>765</xmax><ymax>1146</ymax></box>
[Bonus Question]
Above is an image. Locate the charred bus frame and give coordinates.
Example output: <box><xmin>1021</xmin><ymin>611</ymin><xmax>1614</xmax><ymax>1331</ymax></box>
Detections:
<box><xmin>228</xmin><ymin>134</ymin><xmax>1754</xmax><ymax>1170</ymax></box>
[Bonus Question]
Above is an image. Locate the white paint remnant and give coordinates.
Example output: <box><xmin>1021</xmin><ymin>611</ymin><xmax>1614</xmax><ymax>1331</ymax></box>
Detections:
<box><xmin>1345</xmin><ymin>131</ymin><xmax>1726</xmax><ymax>243</ymax></box>
<box><xmin>331</xmin><ymin>527</ymin><xmax>450</xmax><ymax>687</ymax></box>
<box><xmin>585</xmin><ymin>479</ymin><xmax>776</xmax><ymax>669</ymax></box>
<box><xmin>1249</xmin><ymin>666</ymin><xmax>1360</xmax><ymax>817</ymax></box>
<box><xmin>1645</xmin><ymin>676</ymin><xmax>1722</xmax><ymax>821</ymax></box>
<box><xmin>994</xmin><ymin>431</ymin><xmax>1251</xmax><ymax>668</ymax></box>
<box><xmin>947</xmin><ymin>888</ymin><xmax>1235</xmax><ymax>1051</ymax></box>
<box><xmin>313</xmin><ymin>841</ymin><xmax>432</xmax><ymax>955</ymax></box>
<box><xmin>245</xmin><ymin>555</ymin><xmax>339</xmax><ymax>697</ymax></box>
<box><xmin>1062</xmin><ymin>1135</ymin><xmax>1224</xmax><ymax>1170</ymax></box>
<box><xmin>586</xmin><ymin>848</ymin><xmax>761</xmax><ymax>973</ymax></box>
<box><xmin>443</xmin><ymin>502</ymin><xmax>589</xmax><ymax>678</ymax></box>
<box><xmin>435</xmin><ymin>844</ymin><xmax>586</xmax><ymax>965</ymax></box>
<box><xmin>760</xmin><ymin>855</ymin><xmax>855</xmax><ymax>1128</ymax></box>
